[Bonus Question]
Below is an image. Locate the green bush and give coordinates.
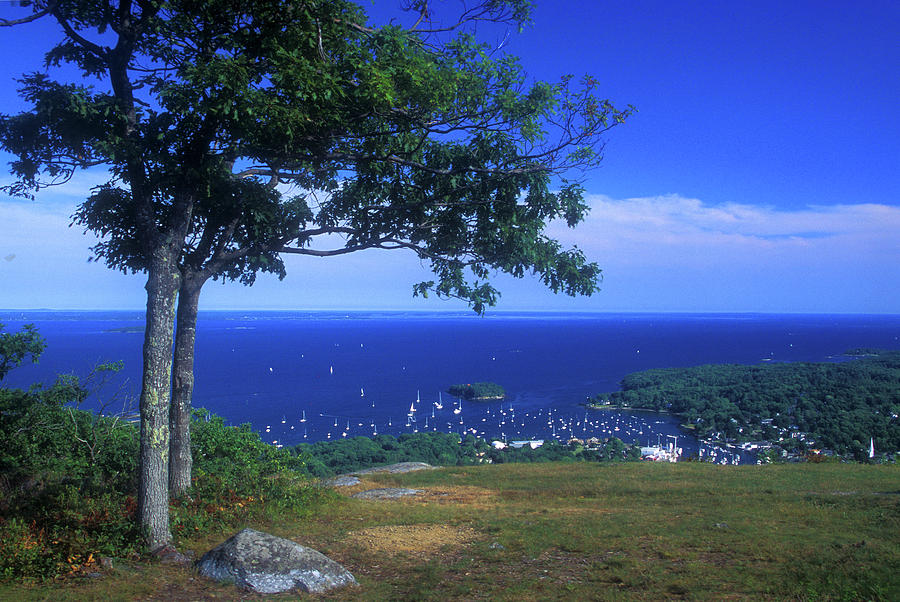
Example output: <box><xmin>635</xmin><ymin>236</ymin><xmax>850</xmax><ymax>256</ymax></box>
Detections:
<box><xmin>0</xmin><ymin>363</ymin><xmax>139</xmax><ymax>494</ymax></box>
<box><xmin>0</xmin><ymin>326</ymin><xmax>326</xmax><ymax>582</ymax></box>
<box><xmin>190</xmin><ymin>410</ymin><xmax>308</xmax><ymax>482</ymax></box>
<box><xmin>171</xmin><ymin>410</ymin><xmax>326</xmax><ymax>540</ymax></box>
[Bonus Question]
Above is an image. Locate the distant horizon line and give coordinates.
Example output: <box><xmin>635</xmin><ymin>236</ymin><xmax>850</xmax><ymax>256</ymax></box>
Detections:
<box><xmin>2</xmin><ymin>307</ymin><xmax>899</xmax><ymax>317</ymax></box>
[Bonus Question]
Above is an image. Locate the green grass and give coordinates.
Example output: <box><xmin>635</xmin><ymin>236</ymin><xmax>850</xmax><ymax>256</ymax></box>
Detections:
<box><xmin>2</xmin><ymin>462</ymin><xmax>898</xmax><ymax>600</ymax></box>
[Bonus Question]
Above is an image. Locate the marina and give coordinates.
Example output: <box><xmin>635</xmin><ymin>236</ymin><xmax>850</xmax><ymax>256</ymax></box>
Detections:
<box><xmin>261</xmin><ymin>389</ymin><xmax>750</xmax><ymax>464</ymax></box>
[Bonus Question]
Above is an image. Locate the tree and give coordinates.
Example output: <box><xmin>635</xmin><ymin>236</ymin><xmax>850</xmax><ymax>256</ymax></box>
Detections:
<box><xmin>73</xmin><ymin>175</ymin><xmax>308</xmax><ymax>496</ymax></box>
<box><xmin>1</xmin><ymin>0</ymin><xmax>632</xmax><ymax>550</ymax></box>
<box><xmin>0</xmin><ymin>322</ymin><xmax>46</xmax><ymax>381</ymax></box>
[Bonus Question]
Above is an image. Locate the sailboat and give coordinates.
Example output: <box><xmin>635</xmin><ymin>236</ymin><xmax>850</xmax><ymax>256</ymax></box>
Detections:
<box><xmin>360</xmin><ymin>387</ymin><xmax>365</xmax><ymax>397</ymax></box>
<box><xmin>869</xmin><ymin>437</ymin><xmax>875</xmax><ymax>459</ymax></box>
<box><xmin>453</xmin><ymin>399</ymin><xmax>462</xmax><ymax>415</ymax></box>
<box><xmin>434</xmin><ymin>392</ymin><xmax>443</xmax><ymax>410</ymax></box>
<box><xmin>300</xmin><ymin>410</ymin><xmax>306</xmax><ymax>423</ymax></box>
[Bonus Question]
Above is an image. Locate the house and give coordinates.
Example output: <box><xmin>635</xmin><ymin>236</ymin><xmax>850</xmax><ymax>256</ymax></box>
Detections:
<box><xmin>509</xmin><ymin>440</ymin><xmax>544</xmax><ymax>450</ymax></box>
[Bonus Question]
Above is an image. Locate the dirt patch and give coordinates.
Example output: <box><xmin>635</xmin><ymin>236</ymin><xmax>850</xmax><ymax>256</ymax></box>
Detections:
<box><xmin>345</xmin><ymin>524</ymin><xmax>479</xmax><ymax>556</ymax></box>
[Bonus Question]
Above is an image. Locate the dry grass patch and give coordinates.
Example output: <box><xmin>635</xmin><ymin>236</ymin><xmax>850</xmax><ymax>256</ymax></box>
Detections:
<box><xmin>412</xmin><ymin>485</ymin><xmax>497</xmax><ymax>507</ymax></box>
<box><xmin>343</xmin><ymin>524</ymin><xmax>479</xmax><ymax>556</ymax></box>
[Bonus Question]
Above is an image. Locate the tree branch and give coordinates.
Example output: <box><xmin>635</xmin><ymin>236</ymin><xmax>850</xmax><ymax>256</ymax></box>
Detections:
<box><xmin>0</xmin><ymin>2</ymin><xmax>56</xmax><ymax>27</ymax></box>
<box><xmin>50</xmin><ymin>7</ymin><xmax>109</xmax><ymax>60</ymax></box>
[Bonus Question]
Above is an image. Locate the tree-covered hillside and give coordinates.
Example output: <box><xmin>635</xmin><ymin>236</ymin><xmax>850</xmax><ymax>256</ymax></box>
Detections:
<box><xmin>589</xmin><ymin>350</ymin><xmax>900</xmax><ymax>457</ymax></box>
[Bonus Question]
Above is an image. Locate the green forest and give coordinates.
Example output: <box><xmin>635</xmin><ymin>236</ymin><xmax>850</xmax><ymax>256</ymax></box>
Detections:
<box><xmin>588</xmin><ymin>350</ymin><xmax>900</xmax><ymax>458</ymax></box>
<box><xmin>293</xmin><ymin>432</ymin><xmax>641</xmax><ymax>476</ymax></box>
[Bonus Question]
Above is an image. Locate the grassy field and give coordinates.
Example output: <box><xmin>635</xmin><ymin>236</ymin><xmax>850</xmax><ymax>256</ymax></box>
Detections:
<box><xmin>3</xmin><ymin>462</ymin><xmax>898</xmax><ymax>600</ymax></box>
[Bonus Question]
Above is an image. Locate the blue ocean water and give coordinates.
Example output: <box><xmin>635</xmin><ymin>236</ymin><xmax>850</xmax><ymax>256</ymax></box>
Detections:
<box><xmin>3</xmin><ymin>311</ymin><xmax>900</xmax><ymax>463</ymax></box>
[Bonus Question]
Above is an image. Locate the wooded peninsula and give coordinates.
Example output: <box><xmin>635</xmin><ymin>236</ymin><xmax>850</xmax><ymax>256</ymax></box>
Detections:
<box><xmin>587</xmin><ymin>349</ymin><xmax>900</xmax><ymax>459</ymax></box>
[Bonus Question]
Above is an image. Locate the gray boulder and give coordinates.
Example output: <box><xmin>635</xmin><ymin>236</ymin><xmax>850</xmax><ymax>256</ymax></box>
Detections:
<box><xmin>197</xmin><ymin>528</ymin><xmax>356</xmax><ymax>594</ymax></box>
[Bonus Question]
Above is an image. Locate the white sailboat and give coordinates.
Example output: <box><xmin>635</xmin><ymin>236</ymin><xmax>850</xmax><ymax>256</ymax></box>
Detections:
<box><xmin>408</xmin><ymin>394</ymin><xmax>417</xmax><ymax>423</ymax></box>
<box><xmin>453</xmin><ymin>399</ymin><xmax>462</xmax><ymax>415</ymax></box>
<box><xmin>869</xmin><ymin>437</ymin><xmax>875</xmax><ymax>459</ymax></box>
<box><xmin>434</xmin><ymin>392</ymin><xmax>443</xmax><ymax>410</ymax></box>
<box><xmin>300</xmin><ymin>410</ymin><xmax>306</xmax><ymax>423</ymax></box>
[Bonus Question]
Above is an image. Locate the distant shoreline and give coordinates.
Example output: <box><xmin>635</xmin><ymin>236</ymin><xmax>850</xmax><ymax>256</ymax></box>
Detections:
<box><xmin>585</xmin><ymin>403</ymin><xmax>671</xmax><ymax>414</ymax></box>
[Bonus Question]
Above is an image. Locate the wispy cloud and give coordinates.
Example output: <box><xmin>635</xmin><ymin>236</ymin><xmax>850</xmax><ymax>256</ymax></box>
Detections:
<box><xmin>550</xmin><ymin>194</ymin><xmax>900</xmax><ymax>268</ymax></box>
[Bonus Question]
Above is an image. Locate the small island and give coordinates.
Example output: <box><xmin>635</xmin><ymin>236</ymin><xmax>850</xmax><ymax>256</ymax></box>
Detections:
<box><xmin>448</xmin><ymin>382</ymin><xmax>506</xmax><ymax>401</ymax></box>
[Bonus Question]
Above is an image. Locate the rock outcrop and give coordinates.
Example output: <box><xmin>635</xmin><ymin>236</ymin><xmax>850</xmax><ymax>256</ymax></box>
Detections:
<box><xmin>350</xmin><ymin>462</ymin><xmax>434</xmax><ymax>475</ymax></box>
<box><xmin>351</xmin><ymin>487</ymin><xmax>422</xmax><ymax>500</ymax></box>
<box><xmin>197</xmin><ymin>528</ymin><xmax>356</xmax><ymax>594</ymax></box>
<box><xmin>326</xmin><ymin>475</ymin><xmax>361</xmax><ymax>487</ymax></box>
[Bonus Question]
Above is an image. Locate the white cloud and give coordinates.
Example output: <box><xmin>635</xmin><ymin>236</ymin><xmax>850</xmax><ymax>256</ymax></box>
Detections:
<box><xmin>535</xmin><ymin>194</ymin><xmax>900</xmax><ymax>312</ymax></box>
<box><xmin>550</xmin><ymin>194</ymin><xmax>900</xmax><ymax>264</ymax></box>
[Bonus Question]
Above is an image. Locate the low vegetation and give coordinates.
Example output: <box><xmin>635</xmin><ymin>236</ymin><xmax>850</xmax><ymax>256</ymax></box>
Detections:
<box><xmin>2</xmin><ymin>462</ymin><xmax>897</xmax><ymax>600</ymax></box>
<box><xmin>0</xmin><ymin>392</ymin><xmax>329</xmax><ymax>582</ymax></box>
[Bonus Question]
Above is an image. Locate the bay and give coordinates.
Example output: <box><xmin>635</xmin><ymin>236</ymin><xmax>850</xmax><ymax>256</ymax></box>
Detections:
<box><xmin>3</xmin><ymin>310</ymin><xmax>900</xmax><ymax>464</ymax></box>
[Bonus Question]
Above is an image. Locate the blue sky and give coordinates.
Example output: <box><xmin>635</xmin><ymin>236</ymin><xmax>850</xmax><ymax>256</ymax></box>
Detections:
<box><xmin>1</xmin><ymin>1</ymin><xmax>898</xmax><ymax>313</ymax></box>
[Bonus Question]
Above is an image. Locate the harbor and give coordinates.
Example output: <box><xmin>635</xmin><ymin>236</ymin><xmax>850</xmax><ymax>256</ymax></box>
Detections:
<box><xmin>258</xmin><ymin>390</ymin><xmax>752</xmax><ymax>464</ymax></box>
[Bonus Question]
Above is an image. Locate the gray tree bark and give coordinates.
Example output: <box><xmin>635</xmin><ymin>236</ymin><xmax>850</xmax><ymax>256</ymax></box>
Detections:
<box><xmin>138</xmin><ymin>250</ymin><xmax>181</xmax><ymax>551</ymax></box>
<box><xmin>169</xmin><ymin>276</ymin><xmax>202</xmax><ymax>497</ymax></box>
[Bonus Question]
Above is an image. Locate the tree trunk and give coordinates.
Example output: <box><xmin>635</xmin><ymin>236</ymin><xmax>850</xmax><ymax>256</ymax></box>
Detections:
<box><xmin>169</xmin><ymin>275</ymin><xmax>202</xmax><ymax>497</ymax></box>
<box><xmin>138</xmin><ymin>251</ymin><xmax>181</xmax><ymax>552</ymax></box>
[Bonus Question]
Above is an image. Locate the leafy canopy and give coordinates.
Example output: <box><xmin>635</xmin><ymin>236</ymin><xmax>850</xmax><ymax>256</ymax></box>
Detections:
<box><xmin>1</xmin><ymin>0</ymin><xmax>632</xmax><ymax>311</ymax></box>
